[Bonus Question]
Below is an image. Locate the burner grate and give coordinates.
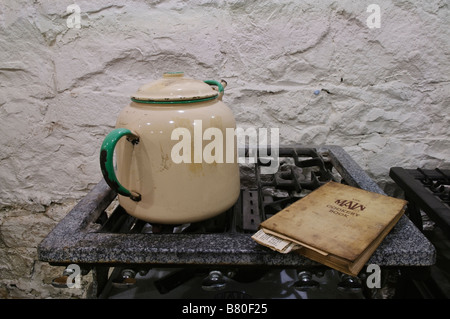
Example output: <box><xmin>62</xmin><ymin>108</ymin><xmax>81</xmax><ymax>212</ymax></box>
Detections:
<box><xmin>390</xmin><ymin>167</ymin><xmax>450</xmax><ymax>235</ymax></box>
<box><xmin>416</xmin><ymin>168</ymin><xmax>450</xmax><ymax>204</ymax></box>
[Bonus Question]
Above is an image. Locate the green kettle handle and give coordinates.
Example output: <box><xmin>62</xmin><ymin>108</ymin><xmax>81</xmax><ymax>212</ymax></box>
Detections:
<box><xmin>204</xmin><ymin>80</ymin><xmax>224</xmax><ymax>94</ymax></box>
<box><xmin>100</xmin><ymin>128</ymin><xmax>141</xmax><ymax>202</ymax></box>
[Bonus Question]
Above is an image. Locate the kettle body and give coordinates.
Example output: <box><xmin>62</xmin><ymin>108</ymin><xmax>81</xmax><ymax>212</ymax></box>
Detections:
<box><xmin>100</xmin><ymin>73</ymin><xmax>240</xmax><ymax>224</ymax></box>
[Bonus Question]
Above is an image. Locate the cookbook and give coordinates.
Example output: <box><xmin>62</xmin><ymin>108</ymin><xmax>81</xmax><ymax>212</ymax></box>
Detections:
<box><xmin>252</xmin><ymin>181</ymin><xmax>407</xmax><ymax>276</ymax></box>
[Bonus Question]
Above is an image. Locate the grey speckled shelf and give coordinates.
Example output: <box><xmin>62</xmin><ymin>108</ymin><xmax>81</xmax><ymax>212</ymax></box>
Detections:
<box><xmin>38</xmin><ymin>145</ymin><xmax>435</xmax><ymax>270</ymax></box>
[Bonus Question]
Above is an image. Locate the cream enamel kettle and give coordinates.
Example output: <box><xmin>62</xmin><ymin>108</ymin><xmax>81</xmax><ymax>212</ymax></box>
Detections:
<box><xmin>100</xmin><ymin>72</ymin><xmax>240</xmax><ymax>224</ymax></box>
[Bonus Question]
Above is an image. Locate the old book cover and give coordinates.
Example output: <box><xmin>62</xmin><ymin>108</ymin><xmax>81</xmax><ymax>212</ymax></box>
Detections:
<box><xmin>252</xmin><ymin>181</ymin><xmax>407</xmax><ymax>276</ymax></box>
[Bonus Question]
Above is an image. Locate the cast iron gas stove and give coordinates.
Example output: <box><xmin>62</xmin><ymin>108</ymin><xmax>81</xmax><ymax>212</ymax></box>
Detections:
<box><xmin>390</xmin><ymin>167</ymin><xmax>450</xmax><ymax>298</ymax></box>
<box><xmin>390</xmin><ymin>168</ymin><xmax>450</xmax><ymax>235</ymax></box>
<box><xmin>38</xmin><ymin>146</ymin><xmax>435</xmax><ymax>299</ymax></box>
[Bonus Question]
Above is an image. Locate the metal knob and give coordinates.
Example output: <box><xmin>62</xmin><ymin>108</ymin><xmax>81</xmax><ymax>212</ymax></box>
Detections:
<box><xmin>51</xmin><ymin>267</ymin><xmax>77</xmax><ymax>288</ymax></box>
<box><xmin>201</xmin><ymin>270</ymin><xmax>227</xmax><ymax>291</ymax></box>
<box><xmin>337</xmin><ymin>274</ymin><xmax>362</xmax><ymax>291</ymax></box>
<box><xmin>112</xmin><ymin>269</ymin><xmax>137</xmax><ymax>288</ymax></box>
<box><xmin>293</xmin><ymin>271</ymin><xmax>320</xmax><ymax>291</ymax></box>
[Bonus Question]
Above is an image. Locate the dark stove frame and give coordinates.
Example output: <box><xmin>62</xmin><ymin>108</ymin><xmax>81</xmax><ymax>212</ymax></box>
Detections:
<box><xmin>38</xmin><ymin>145</ymin><xmax>435</xmax><ymax>297</ymax></box>
<box><xmin>390</xmin><ymin>167</ymin><xmax>450</xmax><ymax>235</ymax></box>
<box><xmin>389</xmin><ymin>167</ymin><xmax>450</xmax><ymax>298</ymax></box>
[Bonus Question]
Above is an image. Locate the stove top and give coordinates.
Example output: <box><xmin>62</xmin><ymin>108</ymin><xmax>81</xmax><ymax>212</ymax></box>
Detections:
<box><xmin>38</xmin><ymin>145</ymin><xmax>435</xmax><ymax>298</ymax></box>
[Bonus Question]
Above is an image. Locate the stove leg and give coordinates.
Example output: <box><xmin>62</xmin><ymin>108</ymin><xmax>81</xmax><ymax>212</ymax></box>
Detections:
<box><xmin>405</xmin><ymin>197</ymin><xmax>424</xmax><ymax>231</ymax></box>
<box><xmin>394</xmin><ymin>266</ymin><xmax>440</xmax><ymax>298</ymax></box>
<box><xmin>88</xmin><ymin>266</ymin><xmax>110</xmax><ymax>299</ymax></box>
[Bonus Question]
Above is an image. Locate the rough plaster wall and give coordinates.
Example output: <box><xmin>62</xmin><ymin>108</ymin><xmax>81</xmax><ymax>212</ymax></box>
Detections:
<box><xmin>0</xmin><ymin>0</ymin><xmax>449</xmax><ymax>298</ymax></box>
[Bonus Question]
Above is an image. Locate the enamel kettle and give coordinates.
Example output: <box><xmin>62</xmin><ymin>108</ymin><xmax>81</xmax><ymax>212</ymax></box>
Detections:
<box><xmin>100</xmin><ymin>72</ymin><xmax>240</xmax><ymax>224</ymax></box>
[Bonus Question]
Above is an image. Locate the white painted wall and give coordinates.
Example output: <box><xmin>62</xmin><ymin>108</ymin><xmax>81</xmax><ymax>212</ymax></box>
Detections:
<box><xmin>0</xmin><ymin>0</ymin><xmax>449</xmax><ymax>297</ymax></box>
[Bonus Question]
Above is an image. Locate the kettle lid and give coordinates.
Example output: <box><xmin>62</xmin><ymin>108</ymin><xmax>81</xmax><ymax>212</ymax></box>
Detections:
<box><xmin>131</xmin><ymin>72</ymin><xmax>221</xmax><ymax>103</ymax></box>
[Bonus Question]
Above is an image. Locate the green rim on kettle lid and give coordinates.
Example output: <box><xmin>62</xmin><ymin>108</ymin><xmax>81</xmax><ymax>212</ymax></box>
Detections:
<box><xmin>163</xmin><ymin>71</ymin><xmax>185</xmax><ymax>76</ymax></box>
<box><xmin>131</xmin><ymin>73</ymin><xmax>224</xmax><ymax>104</ymax></box>
<box><xmin>131</xmin><ymin>94</ymin><xmax>219</xmax><ymax>104</ymax></box>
